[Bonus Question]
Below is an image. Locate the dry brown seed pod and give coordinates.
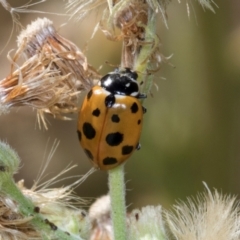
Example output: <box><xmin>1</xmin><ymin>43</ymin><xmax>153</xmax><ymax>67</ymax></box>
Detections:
<box><xmin>0</xmin><ymin>18</ymin><xmax>100</xmax><ymax>128</ymax></box>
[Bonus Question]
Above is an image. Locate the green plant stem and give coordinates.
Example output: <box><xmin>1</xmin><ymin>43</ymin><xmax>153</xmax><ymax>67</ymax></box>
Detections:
<box><xmin>108</xmin><ymin>164</ymin><xmax>126</xmax><ymax>240</ymax></box>
<box><xmin>108</xmin><ymin>8</ymin><xmax>157</xmax><ymax>240</ymax></box>
<box><xmin>0</xmin><ymin>172</ymin><xmax>82</xmax><ymax>240</ymax></box>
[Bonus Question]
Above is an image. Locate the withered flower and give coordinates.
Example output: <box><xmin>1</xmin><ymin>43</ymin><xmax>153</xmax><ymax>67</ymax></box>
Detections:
<box><xmin>109</xmin><ymin>0</ymin><xmax>150</xmax><ymax>69</ymax></box>
<box><xmin>66</xmin><ymin>0</ymin><xmax>216</xmax><ymax>71</ymax></box>
<box><xmin>0</xmin><ymin>18</ymin><xmax>100</xmax><ymax>128</ymax></box>
<box><xmin>99</xmin><ymin>0</ymin><xmax>168</xmax><ymax>76</ymax></box>
<box><xmin>89</xmin><ymin>195</ymin><xmax>113</xmax><ymax>240</ymax></box>
<box><xmin>0</xmin><ymin>140</ymin><xmax>94</xmax><ymax>239</ymax></box>
<box><xmin>165</xmin><ymin>184</ymin><xmax>240</xmax><ymax>240</ymax></box>
<box><xmin>88</xmin><ymin>195</ymin><xmax>167</xmax><ymax>240</ymax></box>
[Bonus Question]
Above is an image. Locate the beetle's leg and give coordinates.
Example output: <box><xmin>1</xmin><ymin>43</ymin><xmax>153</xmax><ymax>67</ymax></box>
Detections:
<box><xmin>136</xmin><ymin>143</ymin><xmax>141</xmax><ymax>150</ymax></box>
<box><xmin>142</xmin><ymin>106</ymin><xmax>147</xmax><ymax>114</ymax></box>
<box><xmin>137</xmin><ymin>93</ymin><xmax>147</xmax><ymax>99</ymax></box>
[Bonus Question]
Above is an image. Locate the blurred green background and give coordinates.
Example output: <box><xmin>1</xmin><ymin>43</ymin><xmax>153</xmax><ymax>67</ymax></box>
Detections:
<box><xmin>0</xmin><ymin>0</ymin><xmax>239</xmax><ymax>210</ymax></box>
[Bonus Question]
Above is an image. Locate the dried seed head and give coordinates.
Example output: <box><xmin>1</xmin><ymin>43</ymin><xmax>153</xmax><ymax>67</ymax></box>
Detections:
<box><xmin>19</xmin><ymin>180</ymin><xmax>91</xmax><ymax>239</ymax></box>
<box><xmin>66</xmin><ymin>0</ymin><xmax>107</xmax><ymax>21</ymax></box>
<box><xmin>165</xmin><ymin>184</ymin><xmax>240</xmax><ymax>240</ymax></box>
<box><xmin>89</xmin><ymin>195</ymin><xmax>113</xmax><ymax>240</ymax></box>
<box><xmin>0</xmin><ymin>18</ymin><xmax>100</xmax><ymax>128</ymax></box>
<box><xmin>0</xmin><ymin>139</ymin><xmax>94</xmax><ymax>239</ymax></box>
<box><xmin>100</xmin><ymin>1</ymin><xmax>165</xmax><ymax>71</ymax></box>
<box><xmin>128</xmin><ymin>205</ymin><xmax>166</xmax><ymax>240</ymax></box>
<box><xmin>100</xmin><ymin>1</ymin><xmax>145</xmax><ymax>70</ymax></box>
<box><xmin>113</xmin><ymin>1</ymin><xmax>148</xmax><ymax>38</ymax></box>
<box><xmin>88</xmin><ymin>196</ymin><xmax>166</xmax><ymax>240</ymax></box>
<box><xmin>101</xmin><ymin>1</ymin><xmax>148</xmax><ymax>43</ymax></box>
<box><xmin>0</xmin><ymin>195</ymin><xmax>40</xmax><ymax>239</ymax></box>
<box><xmin>0</xmin><ymin>166</ymin><xmax>93</xmax><ymax>240</ymax></box>
<box><xmin>114</xmin><ymin>1</ymin><xmax>149</xmax><ymax>69</ymax></box>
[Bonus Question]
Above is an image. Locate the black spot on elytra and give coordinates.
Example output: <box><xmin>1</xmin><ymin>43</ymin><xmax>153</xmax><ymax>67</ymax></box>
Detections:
<box><xmin>135</xmin><ymin>213</ymin><xmax>139</xmax><ymax>221</ymax></box>
<box><xmin>122</xmin><ymin>145</ymin><xmax>134</xmax><ymax>155</ymax></box>
<box><xmin>131</xmin><ymin>102</ymin><xmax>139</xmax><ymax>113</ymax></box>
<box><xmin>84</xmin><ymin>149</ymin><xmax>94</xmax><ymax>160</ymax></box>
<box><xmin>87</xmin><ymin>89</ymin><xmax>93</xmax><ymax>100</ymax></box>
<box><xmin>111</xmin><ymin>114</ymin><xmax>120</xmax><ymax>123</ymax></box>
<box><xmin>105</xmin><ymin>94</ymin><xmax>115</xmax><ymax>108</ymax></box>
<box><xmin>77</xmin><ymin>130</ymin><xmax>82</xmax><ymax>141</ymax></box>
<box><xmin>83</xmin><ymin>122</ymin><xmax>96</xmax><ymax>139</ymax></box>
<box><xmin>137</xmin><ymin>119</ymin><xmax>141</xmax><ymax>125</ymax></box>
<box><xmin>106</xmin><ymin>132</ymin><xmax>123</xmax><ymax>146</ymax></box>
<box><xmin>103</xmin><ymin>157</ymin><xmax>118</xmax><ymax>165</ymax></box>
<box><xmin>92</xmin><ymin>108</ymin><xmax>100</xmax><ymax>117</ymax></box>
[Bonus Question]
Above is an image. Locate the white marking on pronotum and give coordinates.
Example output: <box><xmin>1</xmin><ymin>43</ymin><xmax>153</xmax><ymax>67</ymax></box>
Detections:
<box><xmin>130</xmin><ymin>91</ymin><xmax>139</xmax><ymax>97</ymax></box>
<box><xmin>103</xmin><ymin>77</ymin><xmax>113</xmax><ymax>87</ymax></box>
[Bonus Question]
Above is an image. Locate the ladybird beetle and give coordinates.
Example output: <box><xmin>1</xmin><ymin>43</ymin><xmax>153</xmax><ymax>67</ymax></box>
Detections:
<box><xmin>77</xmin><ymin>68</ymin><xmax>146</xmax><ymax>170</ymax></box>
